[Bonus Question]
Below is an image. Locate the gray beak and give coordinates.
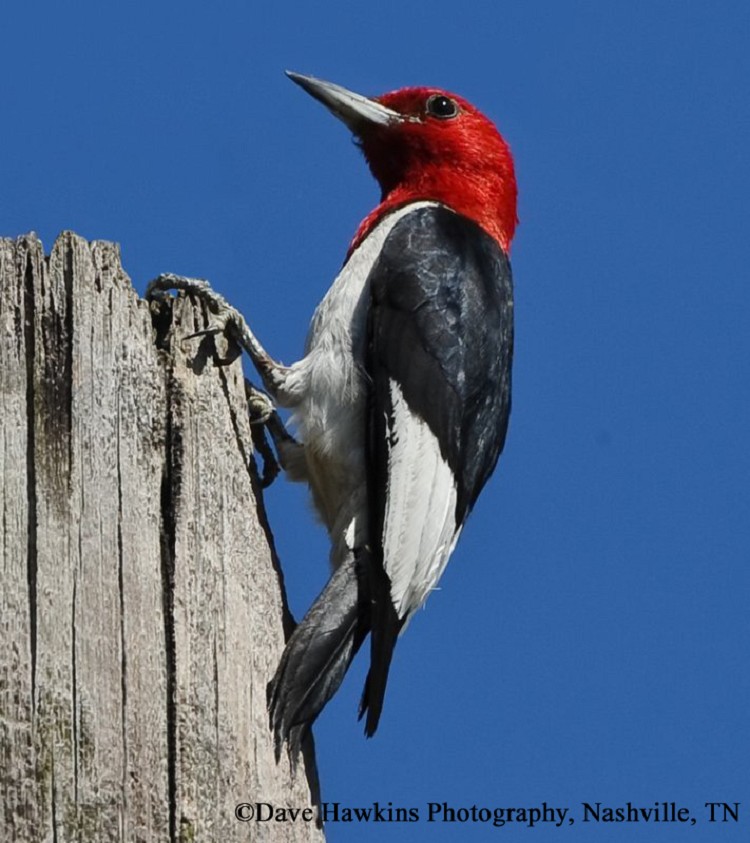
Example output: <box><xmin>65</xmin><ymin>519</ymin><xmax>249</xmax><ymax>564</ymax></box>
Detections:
<box><xmin>286</xmin><ymin>71</ymin><xmax>405</xmax><ymax>131</ymax></box>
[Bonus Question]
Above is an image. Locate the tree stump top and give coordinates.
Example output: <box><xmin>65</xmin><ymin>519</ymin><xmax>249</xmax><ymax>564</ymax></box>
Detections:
<box><xmin>0</xmin><ymin>232</ymin><xmax>324</xmax><ymax>842</ymax></box>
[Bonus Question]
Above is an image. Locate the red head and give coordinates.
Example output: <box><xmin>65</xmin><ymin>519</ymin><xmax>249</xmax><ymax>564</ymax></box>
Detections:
<box><xmin>287</xmin><ymin>72</ymin><xmax>517</xmax><ymax>255</ymax></box>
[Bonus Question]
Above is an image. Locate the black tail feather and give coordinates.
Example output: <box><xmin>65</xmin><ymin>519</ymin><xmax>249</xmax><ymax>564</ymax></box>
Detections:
<box><xmin>358</xmin><ymin>563</ymin><xmax>404</xmax><ymax>737</ymax></box>
<box><xmin>268</xmin><ymin>552</ymin><xmax>369</xmax><ymax>762</ymax></box>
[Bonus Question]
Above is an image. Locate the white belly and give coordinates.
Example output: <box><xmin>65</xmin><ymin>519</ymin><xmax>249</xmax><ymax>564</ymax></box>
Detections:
<box><xmin>280</xmin><ymin>202</ymin><xmax>437</xmax><ymax>564</ymax></box>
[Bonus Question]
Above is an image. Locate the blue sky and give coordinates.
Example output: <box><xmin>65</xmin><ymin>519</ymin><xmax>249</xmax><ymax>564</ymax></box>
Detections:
<box><xmin>3</xmin><ymin>2</ymin><xmax>749</xmax><ymax>840</ymax></box>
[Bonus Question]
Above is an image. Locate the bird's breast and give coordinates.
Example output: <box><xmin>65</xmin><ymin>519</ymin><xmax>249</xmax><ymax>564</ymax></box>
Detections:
<box><xmin>284</xmin><ymin>201</ymin><xmax>439</xmax><ymax>555</ymax></box>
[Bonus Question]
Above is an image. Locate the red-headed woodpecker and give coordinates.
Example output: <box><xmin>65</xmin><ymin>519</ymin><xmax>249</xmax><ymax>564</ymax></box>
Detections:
<box><xmin>268</xmin><ymin>72</ymin><xmax>516</xmax><ymax>756</ymax></box>
<box><xmin>148</xmin><ymin>71</ymin><xmax>517</xmax><ymax>761</ymax></box>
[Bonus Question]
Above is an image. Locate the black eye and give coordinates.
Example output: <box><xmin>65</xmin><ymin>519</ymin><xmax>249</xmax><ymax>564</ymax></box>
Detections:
<box><xmin>426</xmin><ymin>94</ymin><xmax>459</xmax><ymax>120</ymax></box>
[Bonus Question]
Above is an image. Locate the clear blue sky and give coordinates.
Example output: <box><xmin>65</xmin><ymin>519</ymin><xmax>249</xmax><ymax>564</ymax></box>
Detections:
<box><xmin>3</xmin><ymin>2</ymin><xmax>748</xmax><ymax>840</ymax></box>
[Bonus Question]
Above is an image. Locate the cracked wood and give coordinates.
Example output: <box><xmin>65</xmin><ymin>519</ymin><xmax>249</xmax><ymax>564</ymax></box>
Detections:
<box><xmin>0</xmin><ymin>232</ymin><xmax>323</xmax><ymax>843</ymax></box>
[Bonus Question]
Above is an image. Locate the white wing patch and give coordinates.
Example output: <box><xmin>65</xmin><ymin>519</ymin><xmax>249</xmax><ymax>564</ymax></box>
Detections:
<box><xmin>382</xmin><ymin>379</ymin><xmax>460</xmax><ymax>620</ymax></box>
<box><xmin>281</xmin><ymin>200</ymin><xmax>442</xmax><ymax>566</ymax></box>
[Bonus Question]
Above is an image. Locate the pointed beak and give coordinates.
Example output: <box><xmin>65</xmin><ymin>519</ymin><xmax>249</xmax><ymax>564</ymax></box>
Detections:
<box><xmin>286</xmin><ymin>71</ymin><xmax>404</xmax><ymax>131</ymax></box>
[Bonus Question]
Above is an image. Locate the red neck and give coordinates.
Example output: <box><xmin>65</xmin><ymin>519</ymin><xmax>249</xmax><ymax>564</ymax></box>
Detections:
<box><xmin>349</xmin><ymin>172</ymin><xmax>517</xmax><ymax>258</ymax></box>
<box><xmin>348</xmin><ymin>143</ymin><xmax>517</xmax><ymax>257</ymax></box>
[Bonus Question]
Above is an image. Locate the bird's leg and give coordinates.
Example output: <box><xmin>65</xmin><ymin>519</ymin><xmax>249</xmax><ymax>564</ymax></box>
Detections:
<box><xmin>243</xmin><ymin>380</ymin><xmax>282</xmax><ymax>487</ymax></box>
<box><xmin>244</xmin><ymin>381</ymin><xmax>309</xmax><ymax>484</ymax></box>
<box><xmin>146</xmin><ymin>273</ymin><xmax>307</xmax><ymax>485</ymax></box>
<box><xmin>146</xmin><ymin>273</ymin><xmax>290</xmax><ymax>399</ymax></box>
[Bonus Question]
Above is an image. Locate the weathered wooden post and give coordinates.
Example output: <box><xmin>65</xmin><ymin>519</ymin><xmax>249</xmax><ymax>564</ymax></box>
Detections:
<box><xmin>0</xmin><ymin>233</ymin><xmax>324</xmax><ymax>842</ymax></box>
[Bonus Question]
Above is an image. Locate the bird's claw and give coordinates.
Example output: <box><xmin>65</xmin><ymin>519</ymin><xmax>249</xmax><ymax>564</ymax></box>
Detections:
<box><xmin>146</xmin><ymin>273</ymin><xmax>247</xmax><ymax>340</ymax></box>
<box><xmin>146</xmin><ymin>273</ymin><xmax>213</xmax><ymax>301</ymax></box>
<box><xmin>246</xmin><ymin>386</ymin><xmax>276</xmax><ymax>425</ymax></box>
<box><xmin>145</xmin><ymin>273</ymin><xmax>284</xmax><ymax>397</ymax></box>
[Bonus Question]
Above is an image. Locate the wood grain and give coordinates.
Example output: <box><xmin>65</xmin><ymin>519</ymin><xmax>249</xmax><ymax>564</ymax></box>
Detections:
<box><xmin>0</xmin><ymin>232</ymin><xmax>323</xmax><ymax>842</ymax></box>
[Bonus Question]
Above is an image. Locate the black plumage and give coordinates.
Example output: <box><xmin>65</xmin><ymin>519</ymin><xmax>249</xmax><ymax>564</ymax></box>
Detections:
<box><xmin>270</xmin><ymin>204</ymin><xmax>514</xmax><ymax>747</ymax></box>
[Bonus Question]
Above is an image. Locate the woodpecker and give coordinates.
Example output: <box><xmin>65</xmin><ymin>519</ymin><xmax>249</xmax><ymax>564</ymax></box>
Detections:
<box><xmin>148</xmin><ymin>71</ymin><xmax>516</xmax><ymax>760</ymax></box>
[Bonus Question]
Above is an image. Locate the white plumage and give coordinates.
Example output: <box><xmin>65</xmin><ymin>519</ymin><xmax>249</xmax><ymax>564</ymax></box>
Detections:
<box><xmin>381</xmin><ymin>378</ymin><xmax>460</xmax><ymax>619</ymax></box>
<box><xmin>278</xmin><ymin>201</ymin><xmax>440</xmax><ymax>571</ymax></box>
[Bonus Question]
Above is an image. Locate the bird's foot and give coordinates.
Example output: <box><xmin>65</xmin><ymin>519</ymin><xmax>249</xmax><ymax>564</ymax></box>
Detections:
<box><xmin>243</xmin><ymin>380</ymin><xmax>307</xmax><ymax>486</ymax></box>
<box><xmin>146</xmin><ymin>273</ymin><xmax>296</xmax><ymax>486</ymax></box>
<box><xmin>147</xmin><ymin>273</ymin><xmax>249</xmax><ymax>347</ymax></box>
<box><xmin>246</xmin><ymin>384</ymin><xmax>276</xmax><ymax>426</ymax></box>
<box><xmin>145</xmin><ymin>273</ymin><xmax>289</xmax><ymax>396</ymax></box>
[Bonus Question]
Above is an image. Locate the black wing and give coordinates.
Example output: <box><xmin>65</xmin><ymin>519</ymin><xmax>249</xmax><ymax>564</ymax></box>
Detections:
<box><xmin>360</xmin><ymin>204</ymin><xmax>514</xmax><ymax>734</ymax></box>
